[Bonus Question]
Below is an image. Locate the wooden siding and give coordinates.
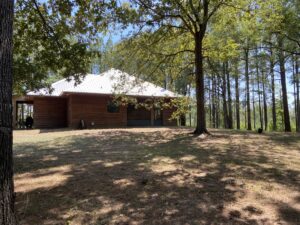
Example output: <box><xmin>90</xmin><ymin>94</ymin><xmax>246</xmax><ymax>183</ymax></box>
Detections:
<box><xmin>127</xmin><ymin>99</ymin><xmax>177</xmax><ymax>127</ymax></box>
<box><xmin>34</xmin><ymin>97</ymin><xmax>67</xmax><ymax>128</ymax></box>
<box><xmin>162</xmin><ymin>107</ymin><xmax>177</xmax><ymax>126</ymax></box>
<box><xmin>127</xmin><ymin>107</ymin><xmax>151</xmax><ymax>121</ymax></box>
<box><xmin>68</xmin><ymin>94</ymin><xmax>127</xmax><ymax>128</ymax></box>
<box><xmin>127</xmin><ymin>106</ymin><xmax>151</xmax><ymax>126</ymax></box>
<box><xmin>14</xmin><ymin>94</ymin><xmax>178</xmax><ymax>129</ymax></box>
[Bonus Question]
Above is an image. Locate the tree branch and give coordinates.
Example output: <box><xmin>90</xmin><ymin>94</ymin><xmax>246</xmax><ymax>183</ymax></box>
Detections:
<box><xmin>31</xmin><ymin>0</ymin><xmax>62</xmax><ymax>50</ymax></box>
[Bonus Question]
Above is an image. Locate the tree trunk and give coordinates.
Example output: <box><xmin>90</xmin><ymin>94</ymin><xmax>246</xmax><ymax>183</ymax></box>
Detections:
<box><xmin>245</xmin><ymin>48</ymin><xmax>252</xmax><ymax>130</ymax></box>
<box><xmin>262</xmin><ymin>70</ymin><xmax>268</xmax><ymax>131</ymax></box>
<box><xmin>278</xmin><ymin>37</ymin><xmax>291</xmax><ymax>132</ymax></box>
<box><xmin>293</xmin><ymin>57</ymin><xmax>297</xmax><ymax>128</ymax></box>
<box><xmin>208</xmin><ymin>78</ymin><xmax>212</xmax><ymax>127</ymax></box>
<box><xmin>194</xmin><ymin>32</ymin><xmax>207</xmax><ymax>134</ymax></box>
<box><xmin>280</xmin><ymin>91</ymin><xmax>284</xmax><ymax>128</ymax></box>
<box><xmin>252</xmin><ymin>76</ymin><xmax>256</xmax><ymax>130</ymax></box>
<box><xmin>256</xmin><ymin>63</ymin><xmax>263</xmax><ymax>129</ymax></box>
<box><xmin>188</xmin><ymin>84</ymin><xmax>192</xmax><ymax>127</ymax></box>
<box><xmin>216</xmin><ymin>74</ymin><xmax>221</xmax><ymax>128</ymax></box>
<box><xmin>226</xmin><ymin>62</ymin><xmax>233</xmax><ymax>129</ymax></box>
<box><xmin>270</xmin><ymin>48</ymin><xmax>277</xmax><ymax>130</ymax></box>
<box><xmin>212</xmin><ymin>74</ymin><xmax>216</xmax><ymax>128</ymax></box>
<box><xmin>235</xmin><ymin>64</ymin><xmax>240</xmax><ymax>129</ymax></box>
<box><xmin>222</xmin><ymin>63</ymin><xmax>229</xmax><ymax>128</ymax></box>
<box><xmin>244</xmin><ymin>93</ymin><xmax>247</xmax><ymax>129</ymax></box>
<box><xmin>0</xmin><ymin>0</ymin><xmax>17</xmax><ymax>224</ymax></box>
<box><xmin>295</xmin><ymin>56</ymin><xmax>300</xmax><ymax>132</ymax></box>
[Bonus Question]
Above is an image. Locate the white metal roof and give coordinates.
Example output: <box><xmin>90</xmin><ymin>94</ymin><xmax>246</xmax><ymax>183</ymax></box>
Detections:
<box><xmin>28</xmin><ymin>68</ymin><xmax>178</xmax><ymax>97</ymax></box>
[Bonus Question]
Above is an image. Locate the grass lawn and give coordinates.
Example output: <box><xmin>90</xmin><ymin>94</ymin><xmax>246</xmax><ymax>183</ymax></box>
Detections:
<box><xmin>13</xmin><ymin>128</ymin><xmax>300</xmax><ymax>225</ymax></box>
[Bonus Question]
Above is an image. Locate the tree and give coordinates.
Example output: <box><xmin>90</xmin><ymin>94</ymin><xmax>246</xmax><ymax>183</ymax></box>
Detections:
<box><xmin>114</xmin><ymin>0</ymin><xmax>231</xmax><ymax>134</ymax></box>
<box><xmin>13</xmin><ymin>0</ymin><xmax>106</xmax><ymax>94</ymax></box>
<box><xmin>295</xmin><ymin>56</ymin><xmax>300</xmax><ymax>132</ymax></box>
<box><xmin>1</xmin><ymin>1</ymin><xmax>112</xmax><ymax>223</ymax></box>
<box><xmin>269</xmin><ymin>45</ymin><xmax>277</xmax><ymax>130</ymax></box>
<box><xmin>226</xmin><ymin>62</ymin><xmax>233</xmax><ymax>129</ymax></box>
<box><xmin>234</xmin><ymin>62</ymin><xmax>240</xmax><ymax>129</ymax></box>
<box><xmin>0</xmin><ymin>0</ymin><xmax>17</xmax><ymax>224</ymax></box>
<box><xmin>277</xmin><ymin>35</ymin><xmax>291</xmax><ymax>132</ymax></box>
<box><xmin>244</xmin><ymin>47</ymin><xmax>252</xmax><ymax>130</ymax></box>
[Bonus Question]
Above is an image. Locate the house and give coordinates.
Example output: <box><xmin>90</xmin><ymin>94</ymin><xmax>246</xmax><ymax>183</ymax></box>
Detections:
<box><xmin>13</xmin><ymin>69</ymin><xmax>179</xmax><ymax>129</ymax></box>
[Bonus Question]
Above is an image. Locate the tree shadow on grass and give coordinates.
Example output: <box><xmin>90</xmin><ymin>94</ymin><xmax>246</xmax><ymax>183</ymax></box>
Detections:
<box><xmin>14</xmin><ymin>129</ymin><xmax>300</xmax><ymax>224</ymax></box>
<box><xmin>278</xmin><ymin>203</ymin><xmax>300</xmax><ymax>225</ymax></box>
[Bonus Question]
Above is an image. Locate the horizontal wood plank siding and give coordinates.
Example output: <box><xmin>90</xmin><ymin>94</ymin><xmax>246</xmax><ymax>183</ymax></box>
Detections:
<box><xmin>127</xmin><ymin>107</ymin><xmax>151</xmax><ymax>120</ymax></box>
<box><xmin>34</xmin><ymin>97</ymin><xmax>67</xmax><ymax>128</ymax></box>
<box><xmin>163</xmin><ymin>107</ymin><xmax>177</xmax><ymax>126</ymax></box>
<box><xmin>69</xmin><ymin>94</ymin><xmax>127</xmax><ymax>128</ymax></box>
<box><xmin>16</xmin><ymin>94</ymin><xmax>178</xmax><ymax>129</ymax></box>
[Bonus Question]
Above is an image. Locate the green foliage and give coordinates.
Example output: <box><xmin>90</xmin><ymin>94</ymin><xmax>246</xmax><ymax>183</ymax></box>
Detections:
<box><xmin>112</xmin><ymin>93</ymin><xmax>191</xmax><ymax>121</ymax></box>
<box><xmin>13</xmin><ymin>0</ymin><xmax>109</xmax><ymax>94</ymax></box>
<box><xmin>168</xmin><ymin>97</ymin><xmax>192</xmax><ymax>121</ymax></box>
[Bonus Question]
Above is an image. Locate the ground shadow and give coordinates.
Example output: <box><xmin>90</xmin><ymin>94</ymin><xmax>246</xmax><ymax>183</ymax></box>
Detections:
<box><xmin>14</xmin><ymin>128</ymin><xmax>300</xmax><ymax>224</ymax></box>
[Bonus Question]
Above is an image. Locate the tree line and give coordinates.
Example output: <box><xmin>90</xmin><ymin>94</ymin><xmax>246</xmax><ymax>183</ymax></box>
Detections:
<box><xmin>94</xmin><ymin>0</ymin><xmax>299</xmax><ymax>133</ymax></box>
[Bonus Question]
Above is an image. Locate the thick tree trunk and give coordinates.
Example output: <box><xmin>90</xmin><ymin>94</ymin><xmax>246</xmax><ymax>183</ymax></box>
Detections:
<box><xmin>245</xmin><ymin>48</ymin><xmax>252</xmax><ymax>130</ymax></box>
<box><xmin>194</xmin><ymin>32</ymin><xmax>208</xmax><ymax>134</ymax></box>
<box><xmin>278</xmin><ymin>38</ymin><xmax>291</xmax><ymax>132</ymax></box>
<box><xmin>235</xmin><ymin>65</ymin><xmax>240</xmax><ymax>129</ymax></box>
<box><xmin>270</xmin><ymin>48</ymin><xmax>277</xmax><ymax>131</ymax></box>
<box><xmin>0</xmin><ymin>0</ymin><xmax>17</xmax><ymax>224</ymax></box>
<box><xmin>226</xmin><ymin>62</ymin><xmax>233</xmax><ymax>129</ymax></box>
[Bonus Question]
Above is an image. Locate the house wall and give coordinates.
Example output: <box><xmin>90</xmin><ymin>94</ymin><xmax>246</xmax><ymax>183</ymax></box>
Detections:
<box><xmin>13</xmin><ymin>94</ymin><xmax>177</xmax><ymax>129</ymax></box>
<box><xmin>127</xmin><ymin>107</ymin><xmax>151</xmax><ymax>121</ymax></box>
<box><xmin>68</xmin><ymin>94</ymin><xmax>127</xmax><ymax>128</ymax></box>
<box><xmin>162</xmin><ymin>107</ymin><xmax>178</xmax><ymax>126</ymax></box>
<box><xmin>125</xmin><ymin>98</ymin><xmax>177</xmax><ymax>127</ymax></box>
<box><xmin>68</xmin><ymin>94</ymin><xmax>177</xmax><ymax>128</ymax></box>
<box><xmin>34</xmin><ymin>97</ymin><xmax>67</xmax><ymax>128</ymax></box>
<box><xmin>127</xmin><ymin>105</ymin><xmax>151</xmax><ymax>126</ymax></box>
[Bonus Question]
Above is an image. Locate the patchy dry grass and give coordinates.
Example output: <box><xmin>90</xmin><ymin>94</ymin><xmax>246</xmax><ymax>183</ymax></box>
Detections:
<box><xmin>13</xmin><ymin>128</ymin><xmax>300</xmax><ymax>225</ymax></box>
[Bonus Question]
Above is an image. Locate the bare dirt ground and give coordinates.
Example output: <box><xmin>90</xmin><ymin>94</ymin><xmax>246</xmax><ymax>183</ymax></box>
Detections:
<box><xmin>13</xmin><ymin>128</ymin><xmax>300</xmax><ymax>225</ymax></box>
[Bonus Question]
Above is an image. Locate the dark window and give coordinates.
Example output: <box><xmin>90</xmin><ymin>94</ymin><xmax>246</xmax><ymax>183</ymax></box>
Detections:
<box><xmin>107</xmin><ymin>101</ymin><xmax>120</xmax><ymax>113</ymax></box>
<box><xmin>127</xmin><ymin>104</ymin><xmax>135</xmax><ymax>112</ymax></box>
<box><xmin>154</xmin><ymin>107</ymin><xmax>162</xmax><ymax>120</ymax></box>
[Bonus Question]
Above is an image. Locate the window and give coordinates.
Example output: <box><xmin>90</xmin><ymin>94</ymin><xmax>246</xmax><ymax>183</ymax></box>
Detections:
<box><xmin>107</xmin><ymin>101</ymin><xmax>120</xmax><ymax>113</ymax></box>
<box><xmin>127</xmin><ymin>104</ymin><xmax>135</xmax><ymax>112</ymax></box>
<box><xmin>154</xmin><ymin>107</ymin><xmax>162</xmax><ymax>120</ymax></box>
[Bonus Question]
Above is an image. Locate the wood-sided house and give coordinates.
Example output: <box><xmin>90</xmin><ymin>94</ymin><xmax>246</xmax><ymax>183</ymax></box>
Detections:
<box><xmin>13</xmin><ymin>69</ymin><xmax>179</xmax><ymax>129</ymax></box>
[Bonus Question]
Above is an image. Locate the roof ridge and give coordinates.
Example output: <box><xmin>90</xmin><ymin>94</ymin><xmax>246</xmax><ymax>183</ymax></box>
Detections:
<box><xmin>51</xmin><ymin>77</ymin><xmax>68</xmax><ymax>86</ymax></box>
<box><xmin>28</xmin><ymin>68</ymin><xmax>180</xmax><ymax>97</ymax></box>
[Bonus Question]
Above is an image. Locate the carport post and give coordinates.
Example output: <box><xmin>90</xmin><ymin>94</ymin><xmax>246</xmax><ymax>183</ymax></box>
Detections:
<box><xmin>150</xmin><ymin>108</ymin><xmax>154</xmax><ymax>126</ymax></box>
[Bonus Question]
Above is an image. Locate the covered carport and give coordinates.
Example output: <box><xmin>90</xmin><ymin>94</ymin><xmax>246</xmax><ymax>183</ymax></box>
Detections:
<box><xmin>13</xmin><ymin>96</ymin><xmax>68</xmax><ymax>129</ymax></box>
